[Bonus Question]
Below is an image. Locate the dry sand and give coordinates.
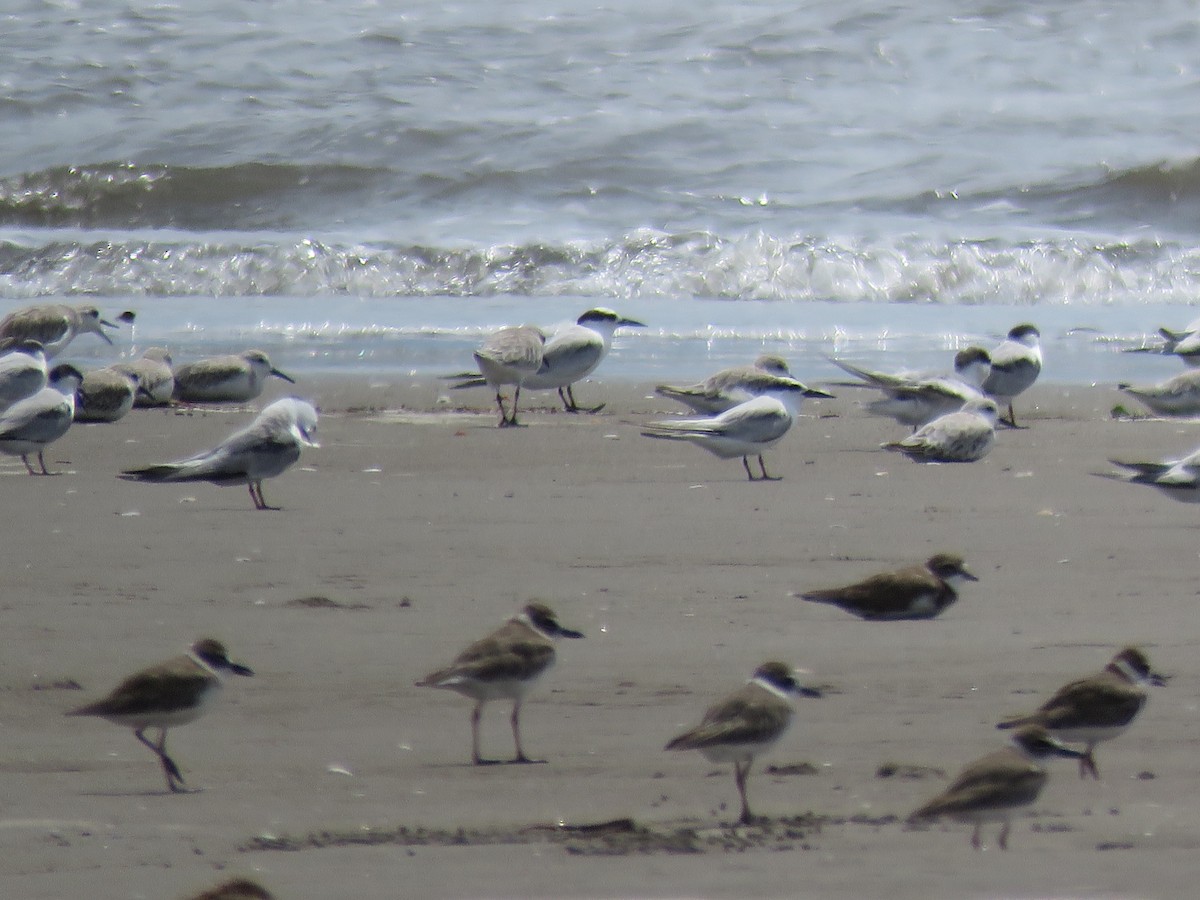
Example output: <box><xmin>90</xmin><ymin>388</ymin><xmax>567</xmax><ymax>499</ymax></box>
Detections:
<box><xmin>2</xmin><ymin>375</ymin><xmax>1198</xmax><ymax>899</ymax></box>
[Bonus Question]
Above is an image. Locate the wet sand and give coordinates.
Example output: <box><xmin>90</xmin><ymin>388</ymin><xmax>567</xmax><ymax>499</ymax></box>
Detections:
<box><xmin>2</xmin><ymin>375</ymin><xmax>1198</xmax><ymax>899</ymax></box>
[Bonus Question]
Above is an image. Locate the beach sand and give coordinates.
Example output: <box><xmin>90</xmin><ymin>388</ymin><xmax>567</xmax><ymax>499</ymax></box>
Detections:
<box><xmin>2</xmin><ymin>375</ymin><xmax>1198</xmax><ymax>899</ymax></box>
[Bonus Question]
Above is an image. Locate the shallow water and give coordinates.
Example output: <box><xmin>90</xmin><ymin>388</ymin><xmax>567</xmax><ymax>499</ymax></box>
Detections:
<box><xmin>5</xmin><ymin>1</ymin><xmax>1200</xmax><ymax>382</ymax></box>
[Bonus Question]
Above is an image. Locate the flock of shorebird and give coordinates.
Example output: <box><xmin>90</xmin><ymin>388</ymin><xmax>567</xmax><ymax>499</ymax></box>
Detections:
<box><xmin>0</xmin><ymin>298</ymin><xmax>1189</xmax><ymax>883</ymax></box>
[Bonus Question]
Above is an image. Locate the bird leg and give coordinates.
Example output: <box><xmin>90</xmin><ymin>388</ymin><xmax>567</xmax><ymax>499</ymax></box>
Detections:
<box><xmin>997</xmin><ymin>821</ymin><xmax>1011</xmax><ymax>850</ymax></box>
<box><xmin>38</xmin><ymin>451</ymin><xmax>55</xmax><ymax>476</ymax></box>
<box><xmin>249</xmin><ymin>481</ymin><xmax>280</xmax><ymax>511</ymax></box>
<box><xmin>493</xmin><ymin>391</ymin><xmax>510</xmax><ymax>427</ymax></box>
<box><xmin>741</xmin><ymin>456</ymin><xmax>756</xmax><ymax>480</ymax></box>
<box><xmin>734</xmin><ymin>760</ymin><xmax>756</xmax><ymax>825</ymax></box>
<box><xmin>756</xmin><ymin>455</ymin><xmax>781</xmax><ymax>481</ymax></box>
<box><xmin>1079</xmin><ymin>749</ymin><xmax>1100</xmax><ymax>780</ymax></box>
<box><xmin>135</xmin><ymin>727</ymin><xmax>187</xmax><ymax>793</ymax></box>
<box><xmin>20</xmin><ymin>453</ymin><xmax>38</xmax><ymax>475</ymax></box>
<box><xmin>970</xmin><ymin>823</ymin><xmax>983</xmax><ymax>850</ymax></box>
<box><xmin>559</xmin><ymin>385</ymin><xmax>605</xmax><ymax>415</ymax></box>
<box><xmin>470</xmin><ymin>702</ymin><xmax>498</xmax><ymax>765</ymax></box>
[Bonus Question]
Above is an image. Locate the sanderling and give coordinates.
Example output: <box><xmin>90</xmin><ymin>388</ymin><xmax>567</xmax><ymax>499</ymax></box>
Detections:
<box><xmin>172</xmin><ymin>349</ymin><xmax>295</xmax><ymax>403</ymax></box>
<box><xmin>451</xmin><ymin>325</ymin><xmax>547</xmax><ymax>427</ymax></box>
<box><xmin>882</xmin><ymin>398</ymin><xmax>998</xmax><ymax>463</ymax></box>
<box><xmin>115</xmin><ymin>347</ymin><xmax>174</xmax><ymax>407</ymax></box>
<box><xmin>74</xmin><ymin>366</ymin><xmax>145</xmax><ymax>423</ymax></box>
<box><xmin>0</xmin><ymin>303</ymin><xmax>118</xmax><ymax>357</ymax></box>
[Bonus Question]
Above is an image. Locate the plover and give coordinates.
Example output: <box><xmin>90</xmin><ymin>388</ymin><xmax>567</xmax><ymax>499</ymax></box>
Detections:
<box><xmin>996</xmin><ymin>647</ymin><xmax>1167</xmax><ymax>779</ymax></box>
<box><xmin>115</xmin><ymin>347</ymin><xmax>174</xmax><ymax>407</ymax></box>
<box><xmin>1101</xmin><ymin>445</ymin><xmax>1200</xmax><ymax>504</ymax></box>
<box><xmin>908</xmin><ymin>725</ymin><xmax>1083</xmax><ymax>850</ymax></box>
<box><xmin>119</xmin><ymin>397</ymin><xmax>319</xmax><ymax>510</ymax></box>
<box><xmin>795</xmin><ymin>553</ymin><xmax>977</xmax><ymax>621</ymax></box>
<box><xmin>642</xmin><ymin>375</ymin><xmax>832</xmax><ymax>480</ymax></box>
<box><xmin>832</xmin><ymin>346</ymin><xmax>992</xmax><ymax>430</ymax></box>
<box><xmin>66</xmin><ymin>638</ymin><xmax>253</xmax><ymax>793</ymax></box>
<box><xmin>172</xmin><ymin>350</ymin><xmax>295</xmax><ymax>403</ymax></box>
<box><xmin>0</xmin><ymin>302</ymin><xmax>118</xmax><ymax>357</ymax></box>
<box><xmin>0</xmin><ymin>363</ymin><xmax>83</xmax><ymax>475</ymax></box>
<box><xmin>416</xmin><ymin>602</ymin><xmax>583</xmax><ymax>765</ymax></box>
<box><xmin>0</xmin><ymin>338</ymin><xmax>48</xmax><ymax>408</ymax></box>
<box><xmin>882</xmin><ymin>397</ymin><xmax>998</xmax><ymax>463</ymax></box>
<box><xmin>74</xmin><ymin>367</ymin><xmax>145</xmax><ymax>423</ymax></box>
<box><xmin>982</xmin><ymin>323</ymin><xmax>1042</xmax><ymax>426</ymax></box>
<box><xmin>1118</xmin><ymin>369</ymin><xmax>1200</xmax><ymax>417</ymax></box>
<box><xmin>655</xmin><ymin>354</ymin><xmax>793</xmax><ymax>415</ymax></box>
<box><xmin>665</xmin><ymin>661</ymin><xmax>820</xmax><ymax>825</ymax></box>
<box><xmin>451</xmin><ymin>325</ymin><xmax>546</xmax><ymax>426</ymax></box>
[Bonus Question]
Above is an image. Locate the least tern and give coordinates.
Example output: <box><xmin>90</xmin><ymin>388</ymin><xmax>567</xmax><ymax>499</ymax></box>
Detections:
<box><xmin>882</xmin><ymin>397</ymin><xmax>998</xmax><ymax>463</ymax></box>
<box><xmin>665</xmin><ymin>661</ymin><xmax>821</xmax><ymax>825</ymax></box>
<box><xmin>74</xmin><ymin>366</ymin><xmax>146</xmax><ymax>423</ymax></box>
<box><xmin>416</xmin><ymin>602</ymin><xmax>583</xmax><ymax>765</ymax></box>
<box><xmin>655</xmin><ymin>354</ymin><xmax>794</xmax><ymax>415</ymax></box>
<box><xmin>0</xmin><ymin>302</ymin><xmax>118</xmax><ymax>357</ymax></box>
<box><xmin>451</xmin><ymin>325</ymin><xmax>546</xmax><ymax>426</ymax></box>
<box><xmin>908</xmin><ymin>725</ymin><xmax>1084</xmax><ymax>850</ymax></box>
<box><xmin>795</xmin><ymin>553</ymin><xmax>977</xmax><ymax>621</ymax></box>
<box><xmin>172</xmin><ymin>350</ymin><xmax>295</xmax><ymax>403</ymax></box>
<box><xmin>996</xmin><ymin>647</ymin><xmax>1167</xmax><ymax>780</ymax></box>
<box><xmin>642</xmin><ymin>375</ymin><xmax>832</xmax><ymax>480</ymax></box>
<box><xmin>115</xmin><ymin>347</ymin><xmax>174</xmax><ymax>407</ymax></box>
<box><xmin>0</xmin><ymin>363</ymin><xmax>83</xmax><ymax>475</ymax></box>
<box><xmin>1118</xmin><ymin>369</ymin><xmax>1200</xmax><ymax>417</ymax></box>
<box><xmin>0</xmin><ymin>338</ymin><xmax>48</xmax><ymax>408</ymax></box>
<box><xmin>119</xmin><ymin>397</ymin><xmax>319</xmax><ymax>510</ymax></box>
<box><xmin>1101</xmin><ymin>445</ymin><xmax>1200</xmax><ymax>503</ymax></box>
<box><xmin>67</xmin><ymin>638</ymin><xmax>253</xmax><ymax>793</ymax></box>
<box><xmin>832</xmin><ymin>347</ymin><xmax>992</xmax><ymax>430</ymax></box>
<box><xmin>1125</xmin><ymin>321</ymin><xmax>1200</xmax><ymax>366</ymax></box>
<box><xmin>982</xmin><ymin>324</ymin><xmax>1042</xmax><ymax>426</ymax></box>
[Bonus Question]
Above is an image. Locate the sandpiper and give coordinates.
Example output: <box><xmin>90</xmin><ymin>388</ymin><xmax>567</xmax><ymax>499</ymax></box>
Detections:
<box><xmin>908</xmin><ymin>725</ymin><xmax>1083</xmax><ymax>850</ymax></box>
<box><xmin>115</xmin><ymin>347</ymin><xmax>174</xmax><ymax>407</ymax></box>
<box><xmin>185</xmin><ymin>878</ymin><xmax>274</xmax><ymax>900</ymax></box>
<box><xmin>795</xmin><ymin>553</ymin><xmax>977</xmax><ymax>621</ymax></box>
<box><xmin>119</xmin><ymin>397</ymin><xmax>318</xmax><ymax>509</ymax></box>
<box><xmin>982</xmin><ymin>323</ymin><xmax>1042</xmax><ymax>427</ymax></box>
<box><xmin>882</xmin><ymin>397</ymin><xmax>998</xmax><ymax>463</ymax></box>
<box><xmin>0</xmin><ymin>363</ymin><xmax>83</xmax><ymax>475</ymax></box>
<box><xmin>665</xmin><ymin>661</ymin><xmax>820</xmax><ymax>825</ymax></box>
<box><xmin>655</xmin><ymin>354</ymin><xmax>794</xmax><ymax>415</ymax></box>
<box><xmin>642</xmin><ymin>375</ymin><xmax>832</xmax><ymax>480</ymax></box>
<box><xmin>67</xmin><ymin>638</ymin><xmax>253</xmax><ymax>793</ymax></box>
<box><xmin>996</xmin><ymin>647</ymin><xmax>1167</xmax><ymax>779</ymax></box>
<box><xmin>0</xmin><ymin>302</ymin><xmax>118</xmax><ymax>357</ymax></box>
<box><xmin>452</xmin><ymin>325</ymin><xmax>546</xmax><ymax>426</ymax></box>
<box><xmin>172</xmin><ymin>349</ymin><xmax>294</xmax><ymax>403</ymax></box>
<box><xmin>417</xmin><ymin>602</ymin><xmax>583</xmax><ymax>765</ymax></box>
<box><xmin>74</xmin><ymin>367</ymin><xmax>145</xmax><ymax>423</ymax></box>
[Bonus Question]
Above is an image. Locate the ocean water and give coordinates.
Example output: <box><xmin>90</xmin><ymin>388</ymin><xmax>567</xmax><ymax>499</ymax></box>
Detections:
<box><xmin>5</xmin><ymin>0</ymin><xmax>1200</xmax><ymax>383</ymax></box>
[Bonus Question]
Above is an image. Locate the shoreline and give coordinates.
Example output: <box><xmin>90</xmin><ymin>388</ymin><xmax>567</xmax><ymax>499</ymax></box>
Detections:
<box><xmin>2</xmin><ymin>377</ymin><xmax>1199</xmax><ymax>898</ymax></box>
